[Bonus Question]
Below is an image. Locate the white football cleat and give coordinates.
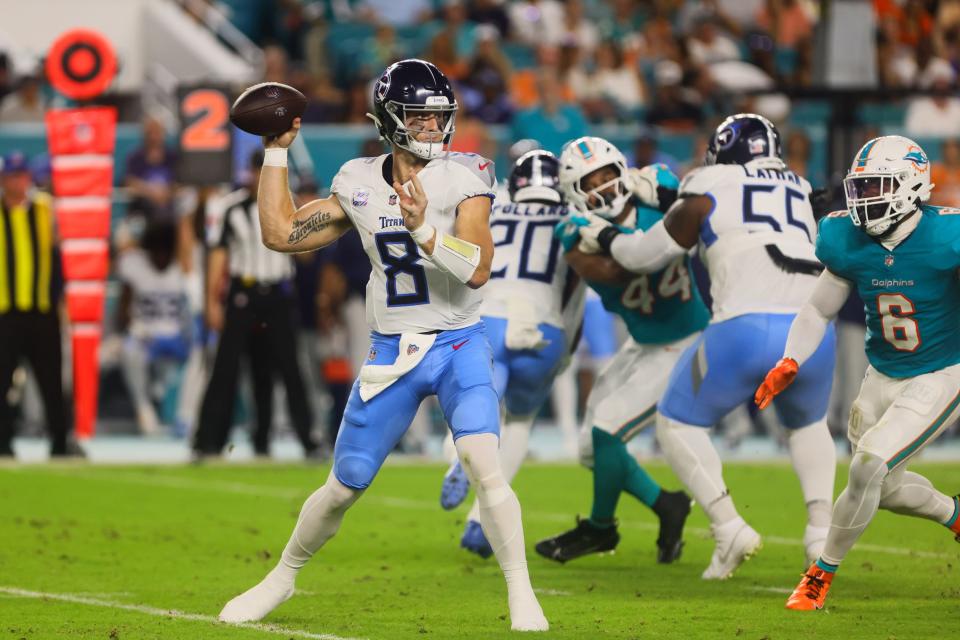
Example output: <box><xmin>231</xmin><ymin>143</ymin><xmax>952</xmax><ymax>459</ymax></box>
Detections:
<box><xmin>803</xmin><ymin>524</ymin><xmax>829</xmax><ymax>565</ymax></box>
<box><xmin>701</xmin><ymin>518</ymin><xmax>762</xmax><ymax>580</ymax></box>
<box><xmin>218</xmin><ymin>569</ymin><xmax>294</xmax><ymax>623</ymax></box>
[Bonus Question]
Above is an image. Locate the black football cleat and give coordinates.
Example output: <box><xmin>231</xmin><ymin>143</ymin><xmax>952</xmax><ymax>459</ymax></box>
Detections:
<box><xmin>535</xmin><ymin>516</ymin><xmax>620</xmax><ymax>563</ymax></box>
<box><xmin>653</xmin><ymin>489</ymin><xmax>692</xmax><ymax>564</ymax></box>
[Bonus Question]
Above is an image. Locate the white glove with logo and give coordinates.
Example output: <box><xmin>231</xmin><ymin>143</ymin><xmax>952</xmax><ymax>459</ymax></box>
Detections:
<box><xmin>572</xmin><ymin>213</ymin><xmax>612</xmax><ymax>254</ymax></box>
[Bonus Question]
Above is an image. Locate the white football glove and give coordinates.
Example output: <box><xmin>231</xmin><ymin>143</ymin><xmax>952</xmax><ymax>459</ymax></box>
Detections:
<box><xmin>627</xmin><ymin>166</ymin><xmax>660</xmax><ymax>209</ymax></box>
<box><xmin>576</xmin><ymin>214</ymin><xmax>612</xmax><ymax>255</ymax></box>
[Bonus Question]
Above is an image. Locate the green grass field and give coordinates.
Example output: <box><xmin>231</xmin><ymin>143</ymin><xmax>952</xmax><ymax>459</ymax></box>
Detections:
<box><xmin>1</xmin><ymin>461</ymin><xmax>958</xmax><ymax>639</ymax></box>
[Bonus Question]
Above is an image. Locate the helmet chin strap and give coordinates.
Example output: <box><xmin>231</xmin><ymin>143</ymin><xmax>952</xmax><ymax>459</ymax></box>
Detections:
<box><xmin>867</xmin><ymin>207</ymin><xmax>918</xmax><ymax>242</ymax></box>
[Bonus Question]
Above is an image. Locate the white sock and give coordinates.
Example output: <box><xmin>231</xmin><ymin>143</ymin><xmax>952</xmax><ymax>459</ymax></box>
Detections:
<box><xmin>219</xmin><ymin>472</ymin><xmax>362</xmax><ymax>623</ymax></box>
<box><xmin>880</xmin><ymin>467</ymin><xmax>956</xmax><ymax>523</ymax></box>
<box><xmin>465</xmin><ymin>412</ymin><xmax>535</xmax><ymax>523</ymax></box>
<box><xmin>280</xmin><ymin>472</ymin><xmax>362</xmax><ymax>572</ymax></box>
<box><xmin>822</xmin><ymin>452</ymin><xmax>887</xmax><ymax>566</ymax></box>
<box><xmin>456</xmin><ymin>433</ymin><xmax>547</xmax><ymax>631</ymax></box>
<box><xmin>786</xmin><ymin>420</ymin><xmax>836</xmax><ymax>528</ymax></box>
<box><xmin>550</xmin><ymin>366</ymin><xmax>580</xmax><ymax>457</ymax></box>
<box><xmin>656</xmin><ymin>414</ymin><xmax>738</xmax><ymax>525</ymax></box>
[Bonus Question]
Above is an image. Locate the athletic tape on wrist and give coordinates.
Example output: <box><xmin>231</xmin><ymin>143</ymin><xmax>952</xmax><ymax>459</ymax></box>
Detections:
<box><xmin>409</xmin><ymin>223</ymin><xmax>435</xmax><ymax>245</ymax></box>
<box><xmin>263</xmin><ymin>147</ymin><xmax>288</xmax><ymax>168</ymax></box>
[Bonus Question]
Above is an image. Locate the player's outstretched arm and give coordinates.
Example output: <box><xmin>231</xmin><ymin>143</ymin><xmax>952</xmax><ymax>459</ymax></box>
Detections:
<box><xmin>258</xmin><ymin>119</ymin><xmax>352</xmax><ymax>253</ymax></box>
<box><xmin>563</xmin><ymin>247</ymin><xmax>631</xmax><ymax>285</ymax></box>
<box><xmin>593</xmin><ymin>195</ymin><xmax>710</xmax><ymax>274</ymax></box>
<box><xmin>755</xmin><ymin>269</ymin><xmax>851</xmax><ymax>408</ymax></box>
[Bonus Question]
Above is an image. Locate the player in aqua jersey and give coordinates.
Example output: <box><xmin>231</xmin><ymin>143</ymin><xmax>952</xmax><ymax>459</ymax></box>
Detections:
<box><xmin>570</xmin><ymin>115</ymin><xmax>838</xmax><ymax>580</ymax></box>
<box><xmin>534</xmin><ymin>136</ymin><xmax>702</xmax><ymax>565</ymax></box>
<box><xmin>756</xmin><ymin>135</ymin><xmax>960</xmax><ymax>610</ymax></box>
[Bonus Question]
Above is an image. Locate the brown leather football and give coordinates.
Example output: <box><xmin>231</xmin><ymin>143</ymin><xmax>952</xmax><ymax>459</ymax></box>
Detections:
<box><xmin>230</xmin><ymin>82</ymin><xmax>307</xmax><ymax>136</ymax></box>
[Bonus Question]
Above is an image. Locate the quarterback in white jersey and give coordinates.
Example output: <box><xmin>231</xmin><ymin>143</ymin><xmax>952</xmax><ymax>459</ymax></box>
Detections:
<box><xmin>218</xmin><ymin>59</ymin><xmax>547</xmax><ymax>632</ymax></box>
<box><xmin>573</xmin><ymin>114</ymin><xmax>837</xmax><ymax>580</ymax></box>
<box><xmin>440</xmin><ymin>150</ymin><xmax>586</xmax><ymax>558</ymax></box>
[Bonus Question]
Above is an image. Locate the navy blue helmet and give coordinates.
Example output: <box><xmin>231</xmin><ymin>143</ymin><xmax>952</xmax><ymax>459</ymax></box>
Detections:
<box><xmin>369</xmin><ymin>59</ymin><xmax>457</xmax><ymax>160</ymax></box>
<box><xmin>509</xmin><ymin>150</ymin><xmax>562</xmax><ymax>204</ymax></box>
<box><xmin>705</xmin><ymin>113</ymin><xmax>782</xmax><ymax>166</ymax></box>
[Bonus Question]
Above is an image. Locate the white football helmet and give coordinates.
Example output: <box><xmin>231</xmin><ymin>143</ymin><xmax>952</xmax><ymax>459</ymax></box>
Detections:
<box><xmin>559</xmin><ymin>136</ymin><xmax>631</xmax><ymax>219</ymax></box>
<box><xmin>843</xmin><ymin>135</ymin><xmax>934</xmax><ymax>237</ymax></box>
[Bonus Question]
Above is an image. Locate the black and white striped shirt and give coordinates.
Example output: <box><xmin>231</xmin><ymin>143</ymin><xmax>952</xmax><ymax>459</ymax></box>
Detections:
<box><xmin>206</xmin><ymin>188</ymin><xmax>293</xmax><ymax>284</ymax></box>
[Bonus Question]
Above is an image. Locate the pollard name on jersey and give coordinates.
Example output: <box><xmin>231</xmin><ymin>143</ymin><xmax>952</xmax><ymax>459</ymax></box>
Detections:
<box><xmin>590</xmin><ymin>201</ymin><xmax>710</xmax><ymax>345</ymax></box>
<box><xmin>331</xmin><ymin>152</ymin><xmax>496</xmax><ymax>334</ymax></box>
<box><xmin>679</xmin><ymin>162</ymin><xmax>820</xmax><ymax>322</ymax></box>
<box><xmin>817</xmin><ymin>205</ymin><xmax>960</xmax><ymax>378</ymax></box>
<box><xmin>481</xmin><ymin>196</ymin><xmax>574</xmax><ymax>329</ymax></box>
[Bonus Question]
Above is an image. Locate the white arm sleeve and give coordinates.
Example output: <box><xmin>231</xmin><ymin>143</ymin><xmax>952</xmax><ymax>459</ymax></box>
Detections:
<box><xmin>609</xmin><ymin>220</ymin><xmax>686</xmax><ymax>274</ymax></box>
<box><xmin>784</xmin><ymin>269</ymin><xmax>852</xmax><ymax>365</ymax></box>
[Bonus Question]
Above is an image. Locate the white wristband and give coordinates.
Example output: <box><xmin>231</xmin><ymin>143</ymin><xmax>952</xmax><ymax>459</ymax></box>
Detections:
<box><xmin>263</xmin><ymin>147</ymin><xmax>288</xmax><ymax>168</ymax></box>
<box><xmin>409</xmin><ymin>223</ymin><xmax>435</xmax><ymax>245</ymax></box>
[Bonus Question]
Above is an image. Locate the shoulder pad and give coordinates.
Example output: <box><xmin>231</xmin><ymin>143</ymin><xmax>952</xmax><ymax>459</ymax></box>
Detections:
<box><xmin>446</xmin><ymin>152</ymin><xmax>496</xmax><ymax>189</ymax></box>
<box><xmin>678</xmin><ymin>165</ymin><xmax>739</xmax><ymax>197</ymax></box>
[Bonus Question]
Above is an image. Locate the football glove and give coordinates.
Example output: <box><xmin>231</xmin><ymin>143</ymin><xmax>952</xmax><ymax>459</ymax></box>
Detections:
<box><xmin>555</xmin><ymin>214</ymin><xmax>608</xmax><ymax>254</ymax></box>
<box><xmin>754</xmin><ymin>358</ymin><xmax>799</xmax><ymax>410</ymax></box>
<box><xmin>627</xmin><ymin>163</ymin><xmax>679</xmax><ymax>212</ymax></box>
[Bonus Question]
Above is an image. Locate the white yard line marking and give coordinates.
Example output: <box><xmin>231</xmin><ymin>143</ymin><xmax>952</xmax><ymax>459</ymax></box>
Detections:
<box><xmin>534</xmin><ymin>588</ymin><xmax>573</xmax><ymax>596</ymax></box>
<box><xmin>15</xmin><ymin>468</ymin><xmax>959</xmax><ymax>561</ymax></box>
<box><xmin>749</xmin><ymin>586</ymin><xmax>793</xmax><ymax>594</ymax></box>
<box><xmin>0</xmin><ymin>587</ymin><xmax>363</xmax><ymax>640</ymax></box>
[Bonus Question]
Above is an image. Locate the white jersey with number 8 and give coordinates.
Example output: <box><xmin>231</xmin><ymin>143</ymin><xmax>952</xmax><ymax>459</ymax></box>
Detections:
<box><xmin>331</xmin><ymin>152</ymin><xmax>496</xmax><ymax>334</ymax></box>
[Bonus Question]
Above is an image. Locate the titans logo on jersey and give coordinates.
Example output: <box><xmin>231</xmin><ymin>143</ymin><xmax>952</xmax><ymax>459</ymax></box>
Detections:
<box><xmin>817</xmin><ymin>205</ymin><xmax>960</xmax><ymax>378</ymax></box>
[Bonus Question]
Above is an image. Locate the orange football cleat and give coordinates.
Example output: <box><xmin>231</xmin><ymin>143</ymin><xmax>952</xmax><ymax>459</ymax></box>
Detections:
<box><xmin>785</xmin><ymin>563</ymin><xmax>834</xmax><ymax>610</ymax></box>
<box><xmin>948</xmin><ymin>496</ymin><xmax>960</xmax><ymax>541</ymax></box>
<box><xmin>754</xmin><ymin>358</ymin><xmax>799</xmax><ymax>410</ymax></box>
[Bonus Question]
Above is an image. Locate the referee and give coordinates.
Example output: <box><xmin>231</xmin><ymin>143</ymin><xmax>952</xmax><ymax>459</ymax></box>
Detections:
<box><xmin>193</xmin><ymin>150</ymin><xmax>319</xmax><ymax>459</ymax></box>
<box><xmin>0</xmin><ymin>152</ymin><xmax>78</xmax><ymax>459</ymax></box>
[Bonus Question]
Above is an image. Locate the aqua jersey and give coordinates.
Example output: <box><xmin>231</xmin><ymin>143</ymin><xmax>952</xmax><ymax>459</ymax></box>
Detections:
<box><xmin>590</xmin><ymin>202</ymin><xmax>710</xmax><ymax>345</ymax></box>
<box><xmin>816</xmin><ymin>205</ymin><xmax>960</xmax><ymax>378</ymax></box>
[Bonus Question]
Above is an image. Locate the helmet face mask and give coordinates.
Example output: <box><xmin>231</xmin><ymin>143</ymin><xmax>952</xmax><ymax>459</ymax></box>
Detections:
<box><xmin>559</xmin><ymin>136</ymin><xmax>631</xmax><ymax>219</ymax></box>
<box><xmin>369</xmin><ymin>59</ymin><xmax>458</xmax><ymax>160</ymax></box>
<box><xmin>844</xmin><ymin>136</ymin><xmax>932</xmax><ymax>237</ymax></box>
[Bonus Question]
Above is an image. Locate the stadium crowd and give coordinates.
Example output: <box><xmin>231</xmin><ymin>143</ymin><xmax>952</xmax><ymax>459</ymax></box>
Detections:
<box><xmin>3</xmin><ymin>0</ymin><xmax>960</xmax><ymax>458</ymax></box>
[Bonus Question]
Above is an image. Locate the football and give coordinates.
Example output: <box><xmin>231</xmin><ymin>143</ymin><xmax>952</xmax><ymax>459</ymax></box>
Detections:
<box><xmin>229</xmin><ymin>82</ymin><xmax>307</xmax><ymax>137</ymax></box>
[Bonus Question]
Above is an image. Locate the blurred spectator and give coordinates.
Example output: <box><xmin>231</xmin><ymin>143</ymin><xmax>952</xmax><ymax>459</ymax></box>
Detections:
<box><xmin>359</xmin><ymin>24</ymin><xmax>405</xmax><ymax>79</ymax></box>
<box><xmin>357</xmin><ymin>0</ymin><xmax>433</xmax><ymax>27</ymax></box>
<box><xmin>931</xmin><ymin>139</ymin><xmax>960</xmax><ymax>208</ymax></box>
<box><xmin>0</xmin><ymin>73</ymin><xmax>44</xmax><ymax>123</ymax></box>
<box><xmin>468</xmin><ymin>0</ymin><xmax>510</xmax><ymax>38</ymax></box>
<box><xmin>512</xmin><ymin>45</ymin><xmax>574</xmax><ymax>110</ymax></box>
<box><xmin>0</xmin><ymin>54</ymin><xmax>12</xmax><ymax>105</ymax></box>
<box><xmin>598</xmin><ymin>0</ymin><xmax>650</xmax><ymax>49</ymax></box>
<box><xmin>570</xmin><ymin>41</ymin><xmax>645</xmax><ymax>122</ymax></box>
<box><xmin>904</xmin><ymin>65</ymin><xmax>960</xmax><ymax>137</ymax></box>
<box><xmin>784</xmin><ymin>129</ymin><xmax>811</xmax><ymax>177</ymax></box>
<box><xmin>559</xmin><ymin>0</ymin><xmax>600</xmax><ymax>53</ymax></box>
<box><xmin>428</xmin><ymin>24</ymin><xmax>469</xmax><ymax>82</ymax></box>
<box><xmin>508</xmin><ymin>0</ymin><xmax>565</xmax><ymax>47</ymax></box>
<box><xmin>512</xmin><ymin>69</ymin><xmax>588</xmax><ymax>155</ymax></box>
<box><xmin>125</xmin><ymin>114</ymin><xmax>178</xmax><ymax>222</ymax></box>
<box><xmin>345</xmin><ymin>79</ymin><xmax>375</xmax><ymax>124</ymax></box>
<box><xmin>449</xmin><ymin>109</ymin><xmax>496</xmax><ymax>157</ymax></box>
<box><xmin>687</xmin><ymin>15</ymin><xmax>741</xmax><ymax>65</ymax></box>
<box><xmin>755</xmin><ymin>0</ymin><xmax>813</xmax><ymax>50</ymax></box>
<box><xmin>116</xmin><ymin>220</ymin><xmax>191</xmax><ymax>435</ymax></box>
<box><xmin>644</xmin><ymin>60</ymin><xmax>704</xmax><ymax>131</ymax></box>
<box><xmin>299</xmin><ymin>69</ymin><xmax>347</xmax><ymax>123</ymax></box>
<box><xmin>893</xmin><ymin>38</ymin><xmax>954</xmax><ymax>88</ymax></box>
<box><xmin>0</xmin><ymin>152</ymin><xmax>78</xmax><ymax>459</ymax></box>
<box><xmin>262</xmin><ymin>44</ymin><xmax>290</xmax><ymax>83</ymax></box>
<box><xmin>628</xmin><ymin>125</ymin><xmax>680</xmax><ymax>173</ymax></box>
<box><xmin>878</xmin><ymin>0</ymin><xmax>934</xmax><ymax>48</ymax></box>
<box><xmin>460</xmin><ymin>66</ymin><xmax>514</xmax><ymax>124</ymax></box>
<box><xmin>193</xmin><ymin>150</ymin><xmax>319</xmax><ymax>460</ymax></box>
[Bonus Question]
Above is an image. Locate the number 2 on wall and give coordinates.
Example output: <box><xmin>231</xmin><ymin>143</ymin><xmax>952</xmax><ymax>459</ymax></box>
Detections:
<box><xmin>180</xmin><ymin>89</ymin><xmax>230</xmax><ymax>152</ymax></box>
<box><xmin>877</xmin><ymin>293</ymin><xmax>921</xmax><ymax>352</ymax></box>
